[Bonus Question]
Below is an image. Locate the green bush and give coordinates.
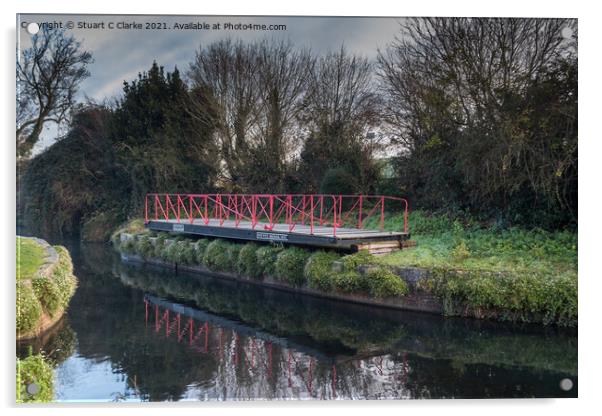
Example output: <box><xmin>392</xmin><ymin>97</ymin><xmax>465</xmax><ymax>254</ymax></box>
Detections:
<box><xmin>451</xmin><ymin>240</ymin><xmax>471</xmax><ymax>261</ymax></box>
<box><xmin>340</xmin><ymin>250</ymin><xmax>376</xmax><ymax>271</ymax></box>
<box><xmin>203</xmin><ymin>239</ymin><xmax>234</xmax><ymax>272</ymax></box>
<box><xmin>153</xmin><ymin>234</ymin><xmax>168</xmax><ymax>258</ymax></box>
<box><xmin>120</xmin><ymin>238</ymin><xmax>137</xmax><ymax>254</ymax></box>
<box><xmin>194</xmin><ymin>239</ymin><xmax>211</xmax><ymax>264</ymax></box>
<box><xmin>163</xmin><ymin>241</ymin><xmax>178</xmax><ymax>263</ymax></box>
<box><xmin>366</xmin><ymin>266</ymin><xmax>409</xmax><ymax>298</ymax></box>
<box><xmin>16</xmin><ymin>282</ymin><xmax>42</xmax><ymax>334</ymax></box>
<box><xmin>331</xmin><ymin>270</ymin><xmax>368</xmax><ymax>293</ymax></box>
<box><xmin>136</xmin><ymin>235</ymin><xmax>154</xmax><ymax>259</ymax></box>
<box><xmin>432</xmin><ymin>270</ymin><xmax>577</xmax><ymax>326</ymax></box>
<box><xmin>275</xmin><ymin>247</ymin><xmax>311</xmax><ymax>286</ymax></box>
<box><xmin>51</xmin><ymin>246</ymin><xmax>78</xmax><ymax>308</ymax></box>
<box><xmin>304</xmin><ymin>251</ymin><xmax>341</xmax><ymax>291</ymax></box>
<box><xmin>237</xmin><ymin>243</ymin><xmax>261</xmax><ymax>278</ymax></box>
<box><xmin>17</xmin><ymin>353</ymin><xmax>54</xmax><ymax>403</ymax></box>
<box><xmin>180</xmin><ymin>241</ymin><xmax>197</xmax><ymax>265</ymax></box>
<box><xmin>256</xmin><ymin>245</ymin><xmax>284</xmax><ymax>277</ymax></box>
<box><xmin>31</xmin><ymin>277</ymin><xmax>62</xmax><ymax>317</ymax></box>
<box><xmin>227</xmin><ymin>244</ymin><xmax>242</xmax><ymax>272</ymax></box>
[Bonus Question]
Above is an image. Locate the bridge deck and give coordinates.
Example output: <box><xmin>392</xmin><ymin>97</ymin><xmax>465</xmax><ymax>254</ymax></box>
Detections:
<box><xmin>146</xmin><ymin>218</ymin><xmax>409</xmax><ymax>250</ymax></box>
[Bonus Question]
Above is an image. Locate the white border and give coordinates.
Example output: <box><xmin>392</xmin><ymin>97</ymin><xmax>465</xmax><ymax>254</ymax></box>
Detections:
<box><xmin>2</xmin><ymin>1</ymin><xmax>599</xmax><ymax>415</ymax></box>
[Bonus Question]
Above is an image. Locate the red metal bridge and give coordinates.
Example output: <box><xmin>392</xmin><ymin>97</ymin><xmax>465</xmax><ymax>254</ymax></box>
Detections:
<box><xmin>145</xmin><ymin>193</ymin><xmax>409</xmax><ymax>251</ymax></box>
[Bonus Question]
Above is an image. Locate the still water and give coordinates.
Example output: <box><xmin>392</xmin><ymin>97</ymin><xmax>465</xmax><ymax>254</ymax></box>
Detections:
<box><xmin>17</xmin><ymin>242</ymin><xmax>578</xmax><ymax>401</ymax></box>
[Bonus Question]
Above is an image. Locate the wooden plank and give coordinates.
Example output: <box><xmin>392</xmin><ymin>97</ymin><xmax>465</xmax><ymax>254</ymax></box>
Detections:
<box><xmin>356</xmin><ymin>241</ymin><xmax>401</xmax><ymax>250</ymax></box>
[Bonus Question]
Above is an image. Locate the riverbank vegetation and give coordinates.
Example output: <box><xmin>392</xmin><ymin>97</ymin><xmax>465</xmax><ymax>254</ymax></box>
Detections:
<box><xmin>20</xmin><ymin>18</ymin><xmax>577</xmax><ymax>241</ymax></box>
<box><xmin>114</xmin><ymin>211</ymin><xmax>576</xmax><ymax>326</ymax></box>
<box><xmin>16</xmin><ymin>352</ymin><xmax>54</xmax><ymax>403</ymax></box>
<box><xmin>116</xmin><ymin>230</ymin><xmax>408</xmax><ymax>301</ymax></box>
<box><xmin>16</xmin><ymin>237</ymin><xmax>78</xmax><ymax>338</ymax></box>
<box><xmin>370</xmin><ymin>211</ymin><xmax>577</xmax><ymax>325</ymax></box>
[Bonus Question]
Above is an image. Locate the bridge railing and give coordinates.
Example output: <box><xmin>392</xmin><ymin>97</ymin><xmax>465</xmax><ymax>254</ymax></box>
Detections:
<box><xmin>145</xmin><ymin>193</ymin><xmax>408</xmax><ymax>236</ymax></box>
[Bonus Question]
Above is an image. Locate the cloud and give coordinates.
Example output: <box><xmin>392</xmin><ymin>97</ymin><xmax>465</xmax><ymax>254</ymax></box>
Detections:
<box><xmin>19</xmin><ymin>14</ymin><xmax>405</xmax><ymax>150</ymax></box>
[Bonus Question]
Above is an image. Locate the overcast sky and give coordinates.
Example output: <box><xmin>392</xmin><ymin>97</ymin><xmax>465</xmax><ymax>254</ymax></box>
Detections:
<box><xmin>18</xmin><ymin>14</ymin><xmax>405</xmax><ymax>153</ymax></box>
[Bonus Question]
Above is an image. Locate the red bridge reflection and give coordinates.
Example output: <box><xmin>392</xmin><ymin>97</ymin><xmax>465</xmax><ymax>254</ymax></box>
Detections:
<box><xmin>143</xmin><ymin>295</ymin><xmax>410</xmax><ymax>399</ymax></box>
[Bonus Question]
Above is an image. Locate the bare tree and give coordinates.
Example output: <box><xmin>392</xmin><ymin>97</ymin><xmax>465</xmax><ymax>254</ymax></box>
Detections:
<box><xmin>378</xmin><ymin>17</ymin><xmax>577</xmax><ymax>219</ymax></box>
<box><xmin>188</xmin><ymin>38</ymin><xmax>313</xmax><ymax>191</ymax></box>
<box><xmin>188</xmin><ymin>39</ymin><xmax>260</xmax><ymax>188</ymax></box>
<box><xmin>298</xmin><ymin>45</ymin><xmax>382</xmax><ymax>191</ymax></box>
<box><xmin>17</xmin><ymin>27</ymin><xmax>93</xmax><ymax>158</ymax></box>
<box><xmin>303</xmin><ymin>45</ymin><xmax>380</xmax><ymax>142</ymax></box>
<box><xmin>252</xmin><ymin>40</ymin><xmax>314</xmax><ymax>191</ymax></box>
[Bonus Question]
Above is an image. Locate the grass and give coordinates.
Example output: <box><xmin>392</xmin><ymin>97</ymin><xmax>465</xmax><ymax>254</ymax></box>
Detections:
<box><xmin>366</xmin><ymin>211</ymin><xmax>577</xmax><ymax>280</ymax></box>
<box><xmin>17</xmin><ymin>353</ymin><xmax>54</xmax><ymax>403</ymax></box>
<box><xmin>365</xmin><ymin>210</ymin><xmax>577</xmax><ymax>325</ymax></box>
<box><xmin>17</xmin><ymin>237</ymin><xmax>47</xmax><ymax>280</ymax></box>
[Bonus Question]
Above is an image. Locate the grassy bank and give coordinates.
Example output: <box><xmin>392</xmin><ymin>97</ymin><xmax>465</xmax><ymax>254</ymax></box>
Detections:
<box><xmin>372</xmin><ymin>211</ymin><xmax>576</xmax><ymax>279</ymax></box>
<box><xmin>16</xmin><ymin>237</ymin><xmax>78</xmax><ymax>338</ymax></box>
<box><xmin>17</xmin><ymin>237</ymin><xmax>47</xmax><ymax>280</ymax></box>
<box><xmin>113</xmin><ymin>211</ymin><xmax>577</xmax><ymax>326</ymax></box>
<box><xmin>368</xmin><ymin>211</ymin><xmax>577</xmax><ymax>325</ymax></box>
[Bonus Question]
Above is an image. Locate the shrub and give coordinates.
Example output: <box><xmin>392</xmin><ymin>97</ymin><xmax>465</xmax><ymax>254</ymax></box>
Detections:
<box><xmin>227</xmin><ymin>244</ymin><xmax>242</xmax><ymax>272</ymax></box>
<box><xmin>31</xmin><ymin>277</ymin><xmax>62</xmax><ymax>317</ymax></box>
<box><xmin>255</xmin><ymin>245</ymin><xmax>284</xmax><ymax>277</ymax></box>
<box><xmin>163</xmin><ymin>241</ymin><xmax>178</xmax><ymax>263</ymax></box>
<box><xmin>304</xmin><ymin>251</ymin><xmax>341</xmax><ymax>291</ymax></box>
<box><xmin>366</xmin><ymin>266</ymin><xmax>409</xmax><ymax>298</ymax></box>
<box><xmin>237</xmin><ymin>243</ymin><xmax>261</xmax><ymax>278</ymax></box>
<box><xmin>430</xmin><ymin>270</ymin><xmax>577</xmax><ymax>326</ymax></box>
<box><xmin>153</xmin><ymin>234</ymin><xmax>168</xmax><ymax>258</ymax></box>
<box><xmin>331</xmin><ymin>270</ymin><xmax>368</xmax><ymax>293</ymax></box>
<box><xmin>275</xmin><ymin>247</ymin><xmax>311</xmax><ymax>286</ymax></box>
<box><xmin>51</xmin><ymin>246</ymin><xmax>78</xmax><ymax>308</ymax></box>
<box><xmin>16</xmin><ymin>282</ymin><xmax>42</xmax><ymax>334</ymax></box>
<box><xmin>136</xmin><ymin>235</ymin><xmax>154</xmax><ymax>259</ymax></box>
<box><xmin>16</xmin><ymin>353</ymin><xmax>54</xmax><ymax>403</ymax></box>
<box><xmin>180</xmin><ymin>241</ymin><xmax>197</xmax><ymax>265</ymax></box>
<box><xmin>340</xmin><ymin>250</ymin><xmax>376</xmax><ymax>271</ymax></box>
<box><xmin>110</xmin><ymin>219</ymin><xmax>146</xmax><ymax>248</ymax></box>
<box><xmin>451</xmin><ymin>240</ymin><xmax>471</xmax><ymax>261</ymax></box>
<box><xmin>120</xmin><ymin>238</ymin><xmax>137</xmax><ymax>254</ymax></box>
<box><xmin>194</xmin><ymin>239</ymin><xmax>211</xmax><ymax>264</ymax></box>
<box><xmin>203</xmin><ymin>239</ymin><xmax>234</xmax><ymax>272</ymax></box>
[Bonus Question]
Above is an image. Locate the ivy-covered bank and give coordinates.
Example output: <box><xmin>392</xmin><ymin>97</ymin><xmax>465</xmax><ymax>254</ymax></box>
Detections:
<box><xmin>113</xmin><ymin>221</ymin><xmax>577</xmax><ymax>327</ymax></box>
<box><xmin>16</xmin><ymin>237</ymin><xmax>78</xmax><ymax>339</ymax></box>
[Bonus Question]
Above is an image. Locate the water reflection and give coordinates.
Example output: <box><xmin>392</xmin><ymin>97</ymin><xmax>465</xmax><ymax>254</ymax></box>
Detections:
<box><xmin>18</xmin><ymin>243</ymin><xmax>577</xmax><ymax>401</ymax></box>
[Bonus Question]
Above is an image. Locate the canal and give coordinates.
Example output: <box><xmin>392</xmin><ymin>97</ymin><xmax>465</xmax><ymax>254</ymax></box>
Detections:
<box><xmin>17</xmin><ymin>241</ymin><xmax>578</xmax><ymax>401</ymax></box>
